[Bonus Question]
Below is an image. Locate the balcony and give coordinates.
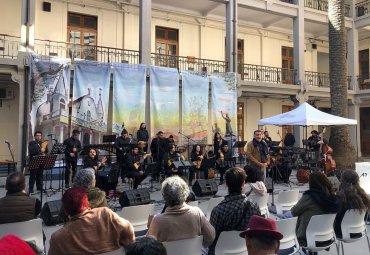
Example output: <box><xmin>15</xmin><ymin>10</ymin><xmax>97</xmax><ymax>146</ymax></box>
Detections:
<box><xmin>304</xmin><ymin>0</ymin><xmax>351</xmax><ymax>17</ymax></box>
<box><xmin>306</xmin><ymin>71</ymin><xmax>353</xmax><ymax>89</ymax></box>
<box><xmin>356</xmin><ymin>1</ymin><xmax>370</xmax><ymax>17</ymax></box>
<box><xmin>0</xmin><ymin>34</ymin><xmax>20</xmax><ymax>59</ymax></box>
<box><xmin>243</xmin><ymin>64</ymin><xmax>296</xmax><ymax>85</ymax></box>
<box><xmin>357</xmin><ymin>75</ymin><xmax>370</xmax><ymax>90</ymax></box>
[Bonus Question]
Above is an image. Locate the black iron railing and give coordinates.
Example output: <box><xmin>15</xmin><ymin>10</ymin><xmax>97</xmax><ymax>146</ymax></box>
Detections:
<box><xmin>356</xmin><ymin>1</ymin><xmax>370</xmax><ymax>17</ymax></box>
<box><xmin>304</xmin><ymin>0</ymin><xmax>351</xmax><ymax>17</ymax></box>
<box><xmin>243</xmin><ymin>64</ymin><xmax>296</xmax><ymax>84</ymax></box>
<box><xmin>357</xmin><ymin>74</ymin><xmax>370</xmax><ymax>89</ymax></box>
<box><xmin>151</xmin><ymin>53</ymin><xmax>228</xmax><ymax>73</ymax></box>
<box><xmin>305</xmin><ymin>71</ymin><xmax>330</xmax><ymax>87</ymax></box>
<box><xmin>0</xmin><ymin>34</ymin><xmax>20</xmax><ymax>59</ymax></box>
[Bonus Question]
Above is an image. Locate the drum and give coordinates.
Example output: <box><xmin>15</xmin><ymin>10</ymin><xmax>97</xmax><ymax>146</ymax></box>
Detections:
<box><xmin>297</xmin><ymin>168</ymin><xmax>310</xmax><ymax>184</ymax></box>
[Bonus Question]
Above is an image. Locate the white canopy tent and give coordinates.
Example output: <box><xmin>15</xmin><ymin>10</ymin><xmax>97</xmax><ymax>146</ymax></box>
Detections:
<box><xmin>258</xmin><ymin>102</ymin><xmax>357</xmax><ymax>126</ymax></box>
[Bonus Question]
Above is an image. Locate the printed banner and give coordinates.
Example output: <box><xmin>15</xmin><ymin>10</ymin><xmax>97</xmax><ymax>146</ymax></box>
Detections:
<box><xmin>72</xmin><ymin>60</ymin><xmax>111</xmax><ymax>144</ymax></box>
<box><xmin>150</xmin><ymin>66</ymin><xmax>179</xmax><ymax>140</ymax></box>
<box><xmin>113</xmin><ymin>63</ymin><xmax>146</xmax><ymax>135</ymax></box>
<box><xmin>211</xmin><ymin>72</ymin><xmax>237</xmax><ymax>145</ymax></box>
<box><xmin>181</xmin><ymin>70</ymin><xmax>209</xmax><ymax>144</ymax></box>
<box><xmin>29</xmin><ymin>54</ymin><xmax>71</xmax><ymax>146</ymax></box>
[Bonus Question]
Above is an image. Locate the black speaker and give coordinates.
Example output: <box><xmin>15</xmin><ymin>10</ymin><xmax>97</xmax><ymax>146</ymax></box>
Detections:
<box><xmin>42</xmin><ymin>2</ymin><xmax>51</xmax><ymax>12</ymax></box>
<box><xmin>119</xmin><ymin>188</ymin><xmax>151</xmax><ymax>207</ymax></box>
<box><xmin>312</xmin><ymin>43</ymin><xmax>317</xmax><ymax>50</ymax></box>
<box><xmin>40</xmin><ymin>200</ymin><xmax>66</xmax><ymax>226</ymax></box>
<box><xmin>192</xmin><ymin>179</ymin><xmax>218</xmax><ymax>197</ymax></box>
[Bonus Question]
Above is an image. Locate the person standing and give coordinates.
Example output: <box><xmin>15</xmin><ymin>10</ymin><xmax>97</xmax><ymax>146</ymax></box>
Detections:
<box><xmin>150</xmin><ymin>131</ymin><xmax>167</xmax><ymax>180</ymax></box>
<box><xmin>216</xmin><ymin>143</ymin><xmax>234</xmax><ymax>185</ymax></box>
<box><xmin>213</xmin><ymin>132</ymin><xmax>226</xmax><ymax>156</ymax></box>
<box><xmin>115</xmin><ymin>129</ymin><xmax>131</xmax><ymax>182</ymax></box>
<box><xmin>28</xmin><ymin>131</ymin><xmax>48</xmax><ymax>193</ymax></box>
<box><xmin>136</xmin><ymin>123</ymin><xmax>149</xmax><ymax>153</ymax></box>
<box><xmin>63</xmin><ymin>129</ymin><xmax>82</xmax><ymax>188</ymax></box>
<box><xmin>189</xmin><ymin>144</ymin><xmax>205</xmax><ymax>185</ymax></box>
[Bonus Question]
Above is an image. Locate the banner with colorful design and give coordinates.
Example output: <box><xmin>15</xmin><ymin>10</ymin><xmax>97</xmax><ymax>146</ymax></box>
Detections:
<box><xmin>72</xmin><ymin>60</ymin><xmax>111</xmax><ymax>143</ymax></box>
<box><xmin>211</xmin><ymin>72</ymin><xmax>237</xmax><ymax>144</ymax></box>
<box><xmin>113</xmin><ymin>63</ymin><xmax>146</xmax><ymax>135</ymax></box>
<box><xmin>181</xmin><ymin>70</ymin><xmax>209</xmax><ymax>144</ymax></box>
<box><xmin>29</xmin><ymin>54</ymin><xmax>71</xmax><ymax>146</ymax></box>
<box><xmin>150</xmin><ymin>66</ymin><xmax>179</xmax><ymax>140</ymax></box>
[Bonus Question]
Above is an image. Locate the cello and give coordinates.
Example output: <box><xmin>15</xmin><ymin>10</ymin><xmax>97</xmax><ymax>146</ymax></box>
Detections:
<box><xmin>319</xmin><ymin>130</ymin><xmax>336</xmax><ymax>174</ymax></box>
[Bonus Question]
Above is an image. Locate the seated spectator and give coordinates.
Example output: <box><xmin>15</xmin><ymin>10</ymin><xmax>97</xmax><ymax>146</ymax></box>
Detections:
<box><xmin>289</xmin><ymin>171</ymin><xmax>339</xmax><ymax>247</ymax></box>
<box><xmin>73</xmin><ymin>168</ymin><xmax>107</xmax><ymax>208</ymax></box>
<box><xmin>239</xmin><ymin>215</ymin><xmax>283</xmax><ymax>255</ymax></box>
<box><xmin>126</xmin><ymin>236</ymin><xmax>167</xmax><ymax>255</ymax></box>
<box><xmin>209</xmin><ymin>167</ymin><xmax>261</xmax><ymax>255</ymax></box>
<box><xmin>0</xmin><ymin>235</ymin><xmax>37</xmax><ymax>255</ymax></box>
<box><xmin>48</xmin><ymin>187</ymin><xmax>135</xmax><ymax>255</ymax></box>
<box><xmin>334</xmin><ymin>170</ymin><xmax>370</xmax><ymax>238</ymax></box>
<box><xmin>245</xmin><ymin>171</ymin><xmax>267</xmax><ymax>197</ymax></box>
<box><xmin>0</xmin><ymin>172</ymin><xmax>41</xmax><ymax>224</ymax></box>
<box><xmin>147</xmin><ymin>176</ymin><xmax>215</xmax><ymax>247</ymax></box>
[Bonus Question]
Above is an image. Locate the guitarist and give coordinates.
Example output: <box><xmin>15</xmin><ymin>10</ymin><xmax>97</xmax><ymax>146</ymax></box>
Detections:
<box><xmin>189</xmin><ymin>144</ymin><xmax>204</xmax><ymax>185</ymax></box>
<box><xmin>126</xmin><ymin>144</ymin><xmax>147</xmax><ymax>189</ymax></box>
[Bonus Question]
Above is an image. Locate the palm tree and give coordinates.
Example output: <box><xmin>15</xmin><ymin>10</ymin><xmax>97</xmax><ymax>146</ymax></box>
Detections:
<box><xmin>328</xmin><ymin>0</ymin><xmax>356</xmax><ymax>170</ymax></box>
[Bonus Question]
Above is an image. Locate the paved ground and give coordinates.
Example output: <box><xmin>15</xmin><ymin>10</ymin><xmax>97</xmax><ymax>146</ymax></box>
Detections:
<box><xmin>0</xmin><ymin>169</ymin><xmax>369</xmax><ymax>254</ymax></box>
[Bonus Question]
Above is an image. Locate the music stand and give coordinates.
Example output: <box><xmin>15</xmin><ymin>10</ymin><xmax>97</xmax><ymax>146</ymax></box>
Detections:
<box><xmin>233</xmin><ymin>141</ymin><xmax>247</xmax><ymax>166</ymax></box>
<box><xmin>50</xmin><ymin>143</ymin><xmax>66</xmax><ymax>194</ymax></box>
<box><xmin>28</xmin><ymin>154</ymin><xmax>57</xmax><ymax>204</ymax></box>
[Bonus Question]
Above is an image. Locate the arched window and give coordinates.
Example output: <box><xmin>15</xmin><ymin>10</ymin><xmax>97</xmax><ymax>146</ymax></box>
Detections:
<box><xmin>87</xmin><ymin>110</ymin><xmax>91</xmax><ymax>122</ymax></box>
<box><xmin>60</xmin><ymin>98</ymin><xmax>66</xmax><ymax>110</ymax></box>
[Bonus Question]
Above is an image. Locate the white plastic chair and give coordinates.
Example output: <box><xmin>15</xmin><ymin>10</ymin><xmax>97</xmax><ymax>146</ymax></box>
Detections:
<box><xmin>187</xmin><ymin>200</ymin><xmax>199</xmax><ymax>207</ymax></box>
<box><xmin>163</xmin><ymin>235</ymin><xmax>203</xmax><ymax>255</ymax></box>
<box><xmin>95</xmin><ymin>246</ymin><xmax>126</xmax><ymax>255</ymax></box>
<box><xmin>206</xmin><ymin>196</ymin><xmax>224</xmax><ymax>219</ymax></box>
<box><xmin>249</xmin><ymin>193</ymin><xmax>269</xmax><ymax>218</ymax></box>
<box><xmin>303</xmin><ymin>213</ymin><xmax>338</xmax><ymax>253</ymax></box>
<box><xmin>120</xmin><ymin>203</ymin><xmax>155</xmax><ymax>231</ymax></box>
<box><xmin>215</xmin><ymin>231</ymin><xmax>248</xmax><ymax>255</ymax></box>
<box><xmin>0</xmin><ymin>218</ymin><xmax>44</xmax><ymax>250</ymax></box>
<box><xmin>275</xmin><ymin>190</ymin><xmax>299</xmax><ymax>217</ymax></box>
<box><xmin>276</xmin><ymin>217</ymin><xmax>299</xmax><ymax>255</ymax></box>
<box><xmin>337</xmin><ymin>209</ymin><xmax>370</xmax><ymax>255</ymax></box>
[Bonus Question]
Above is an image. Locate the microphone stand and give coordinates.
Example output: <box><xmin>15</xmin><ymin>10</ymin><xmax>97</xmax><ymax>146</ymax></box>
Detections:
<box><xmin>178</xmin><ymin>131</ymin><xmax>196</xmax><ymax>159</ymax></box>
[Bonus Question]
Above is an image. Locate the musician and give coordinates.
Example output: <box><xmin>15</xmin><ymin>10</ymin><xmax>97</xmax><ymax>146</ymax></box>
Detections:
<box><xmin>216</xmin><ymin>143</ymin><xmax>235</xmax><ymax>185</ymax></box>
<box><xmin>166</xmin><ymin>135</ymin><xmax>175</xmax><ymax>148</ymax></box>
<box><xmin>245</xmin><ymin>130</ymin><xmax>270</xmax><ymax>182</ymax></box>
<box><xmin>83</xmin><ymin>148</ymin><xmax>107</xmax><ymax>173</ymax></box>
<box><xmin>150</xmin><ymin>131</ymin><xmax>167</xmax><ymax>179</ymax></box>
<box><xmin>213</xmin><ymin>132</ymin><xmax>226</xmax><ymax>156</ymax></box>
<box><xmin>283</xmin><ymin>131</ymin><xmax>296</xmax><ymax>147</ymax></box>
<box><xmin>63</xmin><ymin>129</ymin><xmax>82</xmax><ymax>188</ymax></box>
<box><xmin>189</xmin><ymin>144</ymin><xmax>205</xmax><ymax>185</ymax></box>
<box><xmin>114</xmin><ymin>129</ymin><xmax>131</xmax><ymax>182</ymax></box>
<box><xmin>28</xmin><ymin>131</ymin><xmax>48</xmax><ymax>194</ymax></box>
<box><xmin>136</xmin><ymin>123</ymin><xmax>149</xmax><ymax>152</ymax></box>
<box><xmin>164</xmin><ymin>144</ymin><xmax>183</xmax><ymax>177</ymax></box>
<box><xmin>263</xmin><ymin>131</ymin><xmax>272</xmax><ymax>146</ymax></box>
<box><xmin>307</xmin><ymin>130</ymin><xmax>327</xmax><ymax>151</ymax></box>
<box><xmin>126</xmin><ymin>144</ymin><xmax>148</xmax><ymax>189</ymax></box>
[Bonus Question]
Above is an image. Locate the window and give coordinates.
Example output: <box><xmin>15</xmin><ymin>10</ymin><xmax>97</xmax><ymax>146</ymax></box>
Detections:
<box><xmin>359</xmin><ymin>49</ymin><xmax>369</xmax><ymax>89</ymax></box>
<box><xmin>67</xmin><ymin>13</ymin><xmax>97</xmax><ymax>60</ymax></box>
<box><xmin>87</xmin><ymin>110</ymin><xmax>91</xmax><ymax>122</ymax></box>
<box><xmin>155</xmin><ymin>27</ymin><xmax>179</xmax><ymax>68</ymax></box>
<box><xmin>282</xmin><ymin>46</ymin><xmax>294</xmax><ymax>84</ymax></box>
<box><xmin>282</xmin><ymin>105</ymin><xmax>294</xmax><ymax>139</ymax></box>
<box><xmin>224</xmin><ymin>39</ymin><xmax>244</xmax><ymax>76</ymax></box>
<box><xmin>237</xmin><ymin>103</ymin><xmax>244</xmax><ymax>141</ymax></box>
<box><xmin>60</xmin><ymin>98</ymin><xmax>66</xmax><ymax>110</ymax></box>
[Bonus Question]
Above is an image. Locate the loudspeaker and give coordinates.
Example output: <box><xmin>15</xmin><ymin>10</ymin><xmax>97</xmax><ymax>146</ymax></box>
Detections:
<box><xmin>119</xmin><ymin>188</ymin><xmax>151</xmax><ymax>207</ymax></box>
<box><xmin>42</xmin><ymin>2</ymin><xmax>51</xmax><ymax>12</ymax></box>
<box><xmin>192</xmin><ymin>179</ymin><xmax>218</xmax><ymax>197</ymax></box>
<box><xmin>311</xmin><ymin>43</ymin><xmax>317</xmax><ymax>50</ymax></box>
<box><xmin>40</xmin><ymin>200</ymin><xmax>66</xmax><ymax>226</ymax></box>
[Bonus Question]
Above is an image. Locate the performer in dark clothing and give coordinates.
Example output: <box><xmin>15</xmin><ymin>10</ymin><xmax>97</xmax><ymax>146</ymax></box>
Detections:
<box><xmin>83</xmin><ymin>148</ymin><xmax>107</xmax><ymax>173</ymax></box>
<box><xmin>284</xmin><ymin>132</ymin><xmax>296</xmax><ymax>147</ymax></box>
<box><xmin>164</xmin><ymin>143</ymin><xmax>183</xmax><ymax>177</ymax></box>
<box><xmin>189</xmin><ymin>144</ymin><xmax>205</xmax><ymax>185</ymax></box>
<box><xmin>263</xmin><ymin>131</ymin><xmax>272</xmax><ymax>146</ymax></box>
<box><xmin>126</xmin><ymin>144</ymin><xmax>148</xmax><ymax>189</ymax></box>
<box><xmin>213</xmin><ymin>132</ymin><xmax>227</xmax><ymax>156</ymax></box>
<box><xmin>136</xmin><ymin>123</ymin><xmax>149</xmax><ymax>153</ymax></box>
<box><xmin>114</xmin><ymin>129</ymin><xmax>131</xmax><ymax>181</ymax></box>
<box><xmin>216</xmin><ymin>143</ymin><xmax>235</xmax><ymax>185</ymax></box>
<box><xmin>150</xmin><ymin>131</ymin><xmax>167</xmax><ymax>179</ymax></box>
<box><xmin>28</xmin><ymin>131</ymin><xmax>48</xmax><ymax>193</ymax></box>
<box><xmin>63</xmin><ymin>129</ymin><xmax>82</xmax><ymax>188</ymax></box>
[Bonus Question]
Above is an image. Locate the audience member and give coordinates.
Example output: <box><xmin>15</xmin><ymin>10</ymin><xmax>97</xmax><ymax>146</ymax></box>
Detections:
<box><xmin>334</xmin><ymin>170</ymin><xmax>370</xmax><ymax>238</ymax></box>
<box><xmin>209</xmin><ymin>167</ymin><xmax>261</xmax><ymax>255</ymax></box>
<box><xmin>147</xmin><ymin>176</ymin><xmax>215</xmax><ymax>247</ymax></box>
<box><xmin>288</xmin><ymin>171</ymin><xmax>339</xmax><ymax>247</ymax></box>
<box><xmin>48</xmin><ymin>187</ymin><xmax>135</xmax><ymax>255</ymax></box>
<box><xmin>73</xmin><ymin>168</ymin><xmax>107</xmax><ymax>208</ymax></box>
<box><xmin>126</xmin><ymin>236</ymin><xmax>167</xmax><ymax>255</ymax></box>
<box><xmin>245</xmin><ymin>170</ymin><xmax>267</xmax><ymax>197</ymax></box>
<box><xmin>239</xmin><ymin>215</ymin><xmax>283</xmax><ymax>255</ymax></box>
<box><xmin>0</xmin><ymin>235</ymin><xmax>36</xmax><ymax>255</ymax></box>
<box><xmin>0</xmin><ymin>172</ymin><xmax>41</xmax><ymax>224</ymax></box>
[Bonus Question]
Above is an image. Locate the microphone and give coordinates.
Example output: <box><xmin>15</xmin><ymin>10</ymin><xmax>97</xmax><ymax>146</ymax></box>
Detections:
<box><xmin>47</xmin><ymin>134</ymin><xmax>54</xmax><ymax>137</ymax></box>
<box><xmin>4</xmin><ymin>140</ymin><xmax>10</xmax><ymax>145</ymax></box>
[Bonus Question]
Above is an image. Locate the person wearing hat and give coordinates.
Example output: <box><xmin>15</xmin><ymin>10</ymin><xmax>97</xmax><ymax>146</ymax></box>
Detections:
<box><xmin>126</xmin><ymin>143</ymin><xmax>148</xmax><ymax>189</ymax></box>
<box><xmin>0</xmin><ymin>235</ymin><xmax>39</xmax><ymax>255</ymax></box>
<box><xmin>63</xmin><ymin>129</ymin><xmax>82</xmax><ymax>188</ymax></box>
<box><xmin>240</xmin><ymin>215</ymin><xmax>283</xmax><ymax>255</ymax></box>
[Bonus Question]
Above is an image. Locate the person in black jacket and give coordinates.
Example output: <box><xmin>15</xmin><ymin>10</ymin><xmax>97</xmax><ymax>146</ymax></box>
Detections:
<box><xmin>28</xmin><ymin>131</ymin><xmax>48</xmax><ymax>193</ymax></box>
<box><xmin>83</xmin><ymin>148</ymin><xmax>107</xmax><ymax>173</ymax></box>
<box><xmin>114</xmin><ymin>129</ymin><xmax>131</xmax><ymax>181</ymax></box>
<box><xmin>126</xmin><ymin>144</ymin><xmax>147</xmax><ymax>189</ymax></box>
<box><xmin>136</xmin><ymin>123</ymin><xmax>149</xmax><ymax>152</ymax></box>
<box><xmin>63</xmin><ymin>129</ymin><xmax>82</xmax><ymax>188</ymax></box>
<box><xmin>150</xmin><ymin>131</ymin><xmax>167</xmax><ymax>180</ymax></box>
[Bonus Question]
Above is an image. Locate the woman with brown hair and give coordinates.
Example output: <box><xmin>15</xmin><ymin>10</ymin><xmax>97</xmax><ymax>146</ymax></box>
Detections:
<box><xmin>334</xmin><ymin>170</ymin><xmax>370</xmax><ymax>238</ymax></box>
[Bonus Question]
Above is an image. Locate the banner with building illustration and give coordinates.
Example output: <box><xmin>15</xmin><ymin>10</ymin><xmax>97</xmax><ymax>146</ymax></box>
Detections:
<box><xmin>29</xmin><ymin>54</ymin><xmax>71</xmax><ymax>147</ymax></box>
<box><xmin>113</xmin><ymin>63</ymin><xmax>146</xmax><ymax>135</ymax></box>
<box><xmin>211</xmin><ymin>72</ymin><xmax>237</xmax><ymax>144</ymax></box>
<box><xmin>150</xmin><ymin>66</ymin><xmax>179</xmax><ymax>140</ymax></box>
<box><xmin>181</xmin><ymin>70</ymin><xmax>209</xmax><ymax>144</ymax></box>
<box><xmin>72</xmin><ymin>59</ymin><xmax>111</xmax><ymax>144</ymax></box>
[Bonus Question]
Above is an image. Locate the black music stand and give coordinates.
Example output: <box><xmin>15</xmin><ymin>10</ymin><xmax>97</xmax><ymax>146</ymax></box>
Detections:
<box><xmin>28</xmin><ymin>154</ymin><xmax>57</xmax><ymax>204</ymax></box>
<box><xmin>50</xmin><ymin>143</ymin><xmax>66</xmax><ymax>194</ymax></box>
<box><xmin>233</xmin><ymin>141</ymin><xmax>247</xmax><ymax>166</ymax></box>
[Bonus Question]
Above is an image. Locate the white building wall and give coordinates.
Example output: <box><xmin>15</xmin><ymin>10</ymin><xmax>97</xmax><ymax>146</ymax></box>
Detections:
<box><xmin>0</xmin><ymin>0</ymin><xmax>22</xmax><ymax>37</ymax></box>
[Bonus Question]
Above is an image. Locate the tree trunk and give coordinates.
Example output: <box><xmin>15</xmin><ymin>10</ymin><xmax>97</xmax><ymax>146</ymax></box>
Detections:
<box><xmin>328</xmin><ymin>0</ymin><xmax>356</xmax><ymax>170</ymax></box>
